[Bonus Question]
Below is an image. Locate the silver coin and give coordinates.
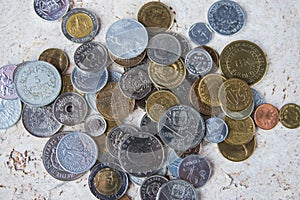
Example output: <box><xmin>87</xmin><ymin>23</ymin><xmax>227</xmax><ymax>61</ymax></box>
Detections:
<box><xmin>71</xmin><ymin>67</ymin><xmax>108</xmax><ymax>93</ymax></box>
<box><xmin>140</xmin><ymin>175</ymin><xmax>168</xmax><ymax>200</ymax></box>
<box><xmin>106</xmin><ymin>18</ymin><xmax>148</xmax><ymax>59</ymax></box>
<box><xmin>140</xmin><ymin>113</ymin><xmax>158</xmax><ymax>135</ymax></box>
<box><xmin>53</xmin><ymin>92</ymin><xmax>88</xmax><ymax>126</ymax></box>
<box><xmin>207</xmin><ymin>0</ymin><xmax>246</xmax><ymax>35</ymax></box>
<box><xmin>74</xmin><ymin>42</ymin><xmax>108</xmax><ymax>73</ymax></box>
<box><xmin>204</xmin><ymin>117</ymin><xmax>228</xmax><ymax>143</ymax></box>
<box><xmin>0</xmin><ymin>64</ymin><xmax>18</xmax><ymax>100</ymax></box>
<box><xmin>156</xmin><ymin>179</ymin><xmax>198</xmax><ymax>200</ymax></box>
<box><xmin>33</xmin><ymin>0</ymin><xmax>69</xmax><ymax>21</ymax></box>
<box><xmin>119</xmin><ymin>132</ymin><xmax>165</xmax><ymax>177</ymax></box>
<box><xmin>108</xmin><ymin>70</ymin><xmax>122</xmax><ymax>82</ymax></box>
<box><xmin>158</xmin><ymin>105</ymin><xmax>205</xmax><ymax>152</ymax></box>
<box><xmin>0</xmin><ymin>98</ymin><xmax>22</xmax><ymax>130</ymax></box>
<box><xmin>147</xmin><ymin>33</ymin><xmax>181</xmax><ymax>65</ymax></box>
<box><xmin>167</xmin><ymin>149</ymin><xmax>182</xmax><ymax>178</ymax></box>
<box><xmin>185</xmin><ymin>48</ymin><xmax>213</xmax><ymax>76</ymax></box>
<box><xmin>84</xmin><ymin>92</ymin><xmax>98</xmax><ymax>113</ymax></box>
<box><xmin>166</xmin><ymin>32</ymin><xmax>191</xmax><ymax>59</ymax></box>
<box><xmin>22</xmin><ymin>103</ymin><xmax>62</xmax><ymax>138</ymax></box>
<box><xmin>14</xmin><ymin>61</ymin><xmax>62</xmax><ymax>107</ymax></box>
<box><xmin>56</xmin><ymin>132</ymin><xmax>98</xmax><ymax>174</ymax></box>
<box><xmin>251</xmin><ymin>88</ymin><xmax>266</xmax><ymax>109</ymax></box>
<box><xmin>84</xmin><ymin>114</ymin><xmax>107</xmax><ymax>137</ymax></box>
<box><xmin>188</xmin><ymin>22</ymin><xmax>213</xmax><ymax>45</ymax></box>
<box><xmin>42</xmin><ymin>132</ymin><xmax>84</xmax><ymax>181</ymax></box>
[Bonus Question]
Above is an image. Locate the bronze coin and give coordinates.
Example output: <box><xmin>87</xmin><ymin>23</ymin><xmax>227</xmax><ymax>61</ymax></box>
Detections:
<box><xmin>279</xmin><ymin>103</ymin><xmax>300</xmax><ymax>129</ymax></box>
<box><xmin>254</xmin><ymin>103</ymin><xmax>279</xmax><ymax>130</ymax></box>
<box><xmin>39</xmin><ymin>48</ymin><xmax>69</xmax><ymax>74</ymax></box>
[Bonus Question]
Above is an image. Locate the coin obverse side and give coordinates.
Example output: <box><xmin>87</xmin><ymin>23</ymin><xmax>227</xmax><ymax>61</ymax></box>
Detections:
<box><xmin>254</xmin><ymin>103</ymin><xmax>279</xmax><ymax>130</ymax></box>
<box><xmin>39</xmin><ymin>48</ymin><xmax>69</xmax><ymax>74</ymax></box>
<box><xmin>84</xmin><ymin>114</ymin><xmax>107</xmax><ymax>137</ymax></box>
<box><xmin>0</xmin><ymin>64</ymin><xmax>18</xmax><ymax>100</ymax></box>
<box><xmin>0</xmin><ymin>98</ymin><xmax>22</xmax><ymax>130</ymax></box>
<box><xmin>279</xmin><ymin>103</ymin><xmax>300</xmax><ymax>129</ymax></box>
<box><xmin>205</xmin><ymin>117</ymin><xmax>228</xmax><ymax>143</ymax></box>
<box><xmin>185</xmin><ymin>48</ymin><xmax>213</xmax><ymax>77</ymax></box>
<box><xmin>188</xmin><ymin>22</ymin><xmax>213</xmax><ymax>45</ymax></box>
<box><xmin>140</xmin><ymin>175</ymin><xmax>168</xmax><ymax>200</ymax></box>
<box><xmin>34</xmin><ymin>0</ymin><xmax>69</xmax><ymax>21</ymax></box>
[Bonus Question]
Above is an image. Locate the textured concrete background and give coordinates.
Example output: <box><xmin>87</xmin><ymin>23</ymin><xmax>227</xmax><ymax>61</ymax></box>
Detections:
<box><xmin>0</xmin><ymin>0</ymin><xmax>299</xmax><ymax>199</ymax></box>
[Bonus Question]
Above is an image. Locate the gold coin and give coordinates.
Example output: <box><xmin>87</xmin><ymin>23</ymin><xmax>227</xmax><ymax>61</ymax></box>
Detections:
<box><xmin>146</xmin><ymin>90</ymin><xmax>179</xmax><ymax>122</ymax></box>
<box><xmin>39</xmin><ymin>48</ymin><xmax>69</xmax><ymax>74</ymax></box>
<box><xmin>198</xmin><ymin>74</ymin><xmax>226</xmax><ymax>107</ymax></box>
<box><xmin>220</xmin><ymin>40</ymin><xmax>268</xmax><ymax>85</ymax></box>
<box><xmin>279</xmin><ymin>103</ymin><xmax>300</xmax><ymax>129</ymax></box>
<box><xmin>224</xmin><ymin>116</ymin><xmax>255</xmax><ymax>146</ymax></box>
<box><xmin>66</xmin><ymin>13</ymin><xmax>93</xmax><ymax>38</ymax></box>
<box><xmin>218</xmin><ymin>136</ymin><xmax>256</xmax><ymax>162</ymax></box>
<box><xmin>109</xmin><ymin>51</ymin><xmax>146</xmax><ymax>67</ymax></box>
<box><xmin>148</xmin><ymin>59</ymin><xmax>186</xmax><ymax>89</ymax></box>
<box><xmin>218</xmin><ymin>78</ymin><xmax>252</xmax><ymax>112</ymax></box>
<box><xmin>61</xmin><ymin>74</ymin><xmax>78</xmax><ymax>94</ymax></box>
<box><xmin>94</xmin><ymin>167</ymin><xmax>122</xmax><ymax>196</ymax></box>
<box><xmin>221</xmin><ymin>99</ymin><xmax>254</xmax><ymax>120</ymax></box>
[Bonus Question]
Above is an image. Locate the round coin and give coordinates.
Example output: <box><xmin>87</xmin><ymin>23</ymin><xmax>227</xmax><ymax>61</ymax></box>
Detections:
<box><xmin>199</xmin><ymin>45</ymin><xmax>220</xmax><ymax>69</ymax></box>
<box><xmin>166</xmin><ymin>32</ymin><xmax>191</xmax><ymax>59</ymax></box>
<box><xmin>221</xmin><ymin>99</ymin><xmax>254</xmax><ymax>120</ymax></box>
<box><xmin>185</xmin><ymin>48</ymin><xmax>213</xmax><ymax>76</ymax></box>
<box><xmin>254</xmin><ymin>103</ymin><xmax>279</xmax><ymax>130</ymax></box>
<box><xmin>84</xmin><ymin>114</ymin><xmax>107</xmax><ymax>137</ymax></box>
<box><xmin>34</xmin><ymin>0</ymin><xmax>69</xmax><ymax>21</ymax></box>
<box><xmin>279</xmin><ymin>103</ymin><xmax>300</xmax><ymax>129</ymax></box>
<box><xmin>108</xmin><ymin>70</ymin><xmax>122</xmax><ymax>82</ymax></box>
<box><xmin>140</xmin><ymin>175</ymin><xmax>168</xmax><ymax>200</ymax></box>
<box><xmin>205</xmin><ymin>117</ymin><xmax>228</xmax><ymax>143</ymax></box>
<box><xmin>0</xmin><ymin>98</ymin><xmax>22</xmax><ymax>130</ymax></box>
<box><xmin>188</xmin><ymin>22</ymin><xmax>213</xmax><ymax>45</ymax></box>
<box><xmin>110</xmin><ymin>51</ymin><xmax>146</xmax><ymax>68</ymax></box>
<box><xmin>39</xmin><ymin>48</ymin><xmax>69</xmax><ymax>74</ymax></box>
<box><xmin>0</xmin><ymin>64</ymin><xmax>18</xmax><ymax>100</ymax></box>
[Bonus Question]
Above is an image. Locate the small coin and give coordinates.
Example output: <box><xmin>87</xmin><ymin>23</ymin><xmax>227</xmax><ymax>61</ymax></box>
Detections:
<box><xmin>205</xmin><ymin>117</ymin><xmax>228</xmax><ymax>143</ymax></box>
<box><xmin>62</xmin><ymin>8</ymin><xmax>99</xmax><ymax>43</ymax></box>
<box><xmin>188</xmin><ymin>22</ymin><xmax>213</xmax><ymax>45</ymax></box>
<box><xmin>0</xmin><ymin>64</ymin><xmax>18</xmax><ymax>100</ymax></box>
<box><xmin>279</xmin><ymin>103</ymin><xmax>300</xmax><ymax>129</ymax></box>
<box><xmin>84</xmin><ymin>114</ymin><xmax>107</xmax><ymax>137</ymax></box>
<box><xmin>175</xmin><ymin>143</ymin><xmax>202</xmax><ymax>159</ymax></box>
<box><xmin>254</xmin><ymin>103</ymin><xmax>279</xmax><ymax>130</ymax></box>
<box><xmin>185</xmin><ymin>48</ymin><xmax>213</xmax><ymax>76</ymax></box>
<box><xmin>108</xmin><ymin>70</ymin><xmax>122</xmax><ymax>82</ymax></box>
<box><xmin>110</xmin><ymin>51</ymin><xmax>146</xmax><ymax>68</ymax></box>
<box><xmin>33</xmin><ymin>0</ymin><xmax>69</xmax><ymax>21</ymax></box>
<box><xmin>140</xmin><ymin>113</ymin><xmax>158</xmax><ymax>135</ymax></box>
<box><xmin>166</xmin><ymin>32</ymin><xmax>191</xmax><ymax>59</ymax></box>
<box><xmin>0</xmin><ymin>98</ymin><xmax>22</xmax><ymax>130</ymax></box>
<box><xmin>140</xmin><ymin>175</ymin><xmax>168</xmax><ymax>200</ymax></box>
<box><xmin>61</xmin><ymin>74</ymin><xmax>78</xmax><ymax>94</ymax></box>
<box><xmin>39</xmin><ymin>48</ymin><xmax>69</xmax><ymax>74</ymax></box>
<box><xmin>84</xmin><ymin>92</ymin><xmax>98</xmax><ymax>113</ymax></box>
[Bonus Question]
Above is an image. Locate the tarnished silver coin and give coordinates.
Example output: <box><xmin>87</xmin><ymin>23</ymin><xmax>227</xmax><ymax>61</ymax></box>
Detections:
<box><xmin>42</xmin><ymin>132</ymin><xmax>84</xmax><ymax>181</ymax></box>
<box><xmin>204</xmin><ymin>117</ymin><xmax>228</xmax><ymax>143</ymax></box>
<box><xmin>22</xmin><ymin>103</ymin><xmax>62</xmax><ymax>138</ymax></box>
<box><xmin>207</xmin><ymin>0</ymin><xmax>246</xmax><ymax>35</ymax></box>
<box><xmin>74</xmin><ymin>42</ymin><xmax>108</xmax><ymax>73</ymax></box>
<box><xmin>140</xmin><ymin>175</ymin><xmax>168</xmax><ymax>200</ymax></box>
<box><xmin>147</xmin><ymin>33</ymin><xmax>181</xmax><ymax>65</ymax></box>
<box><xmin>108</xmin><ymin>70</ymin><xmax>122</xmax><ymax>82</ymax></box>
<box><xmin>34</xmin><ymin>0</ymin><xmax>69</xmax><ymax>21</ymax></box>
<box><xmin>85</xmin><ymin>92</ymin><xmax>98</xmax><ymax>113</ymax></box>
<box><xmin>178</xmin><ymin>155</ymin><xmax>212</xmax><ymax>188</ymax></box>
<box><xmin>140</xmin><ymin>113</ymin><xmax>158</xmax><ymax>135</ymax></box>
<box><xmin>119</xmin><ymin>132</ymin><xmax>165</xmax><ymax>177</ymax></box>
<box><xmin>14</xmin><ymin>61</ymin><xmax>61</xmax><ymax>107</ymax></box>
<box><xmin>185</xmin><ymin>48</ymin><xmax>213</xmax><ymax>76</ymax></box>
<box><xmin>0</xmin><ymin>64</ymin><xmax>18</xmax><ymax>100</ymax></box>
<box><xmin>56</xmin><ymin>132</ymin><xmax>98</xmax><ymax>174</ymax></box>
<box><xmin>84</xmin><ymin>114</ymin><xmax>107</xmax><ymax>137</ymax></box>
<box><xmin>159</xmin><ymin>105</ymin><xmax>205</xmax><ymax>152</ymax></box>
<box><xmin>53</xmin><ymin>92</ymin><xmax>88</xmax><ymax>126</ymax></box>
<box><xmin>106</xmin><ymin>18</ymin><xmax>148</xmax><ymax>59</ymax></box>
<box><xmin>157</xmin><ymin>179</ymin><xmax>198</xmax><ymax>200</ymax></box>
<box><xmin>0</xmin><ymin>98</ymin><xmax>22</xmax><ymax>130</ymax></box>
<box><xmin>188</xmin><ymin>22</ymin><xmax>213</xmax><ymax>45</ymax></box>
<box><xmin>166</xmin><ymin>32</ymin><xmax>191</xmax><ymax>59</ymax></box>
<box><xmin>71</xmin><ymin>67</ymin><xmax>108</xmax><ymax>93</ymax></box>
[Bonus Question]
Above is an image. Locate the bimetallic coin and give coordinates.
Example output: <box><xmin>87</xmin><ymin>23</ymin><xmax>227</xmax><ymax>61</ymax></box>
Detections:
<box><xmin>0</xmin><ymin>64</ymin><xmax>18</xmax><ymax>100</ymax></box>
<box><xmin>62</xmin><ymin>8</ymin><xmax>99</xmax><ymax>43</ymax></box>
<box><xmin>205</xmin><ymin>117</ymin><xmax>228</xmax><ymax>143</ymax></box>
<box><xmin>254</xmin><ymin>103</ymin><xmax>279</xmax><ymax>130</ymax></box>
<box><xmin>110</xmin><ymin>51</ymin><xmax>146</xmax><ymax>68</ymax></box>
<box><xmin>22</xmin><ymin>104</ymin><xmax>62</xmax><ymax>137</ymax></box>
<box><xmin>188</xmin><ymin>22</ymin><xmax>212</xmax><ymax>45</ymax></box>
<box><xmin>61</xmin><ymin>74</ymin><xmax>78</xmax><ymax>94</ymax></box>
<box><xmin>185</xmin><ymin>48</ymin><xmax>213</xmax><ymax>76</ymax></box>
<box><xmin>279</xmin><ymin>103</ymin><xmax>300</xmax><ymax>129</ymax></box>
<box><xmin>140</xmin><ymin>113</ymin><xmax>158</xmax><ymax>135</ymax></box>
<box><xmin>14</xmin><ymin>61</ymin><xmax>61</xmax><ymax>107</ymax></box>
<box><xmin>85</xmin><ymin>92</ymin><xmax>98</xmax><ymax>113</ymax></box>
<box><xmin>0</xmin><ymin>98</ymin><xmax>22</xmax><ymax>130</ymax></box>
<box><xmin>56</xmin><ymin>132</ymin><xmax>98</xmax><ymax>173</ymax></box>
<box><xmin>166</xmin><ymin>32</ymin><xmax>191</xmax><ymax>59</ymax></box>
<box><xmin>108</xmin><ymin>70</ymin><xmax>122</xmax><ymax>82</ymax></box>
<box><xmin>39</xmin><ymin>48</ymin><xmax>69</xmax><ymax>74</ymax></box>
<box><xmin>34</xmin><ymin>0</ymin><xmax>69</xmax><ymax>21</ymax></box>
<box><xmin>53</xmin><ymin>92</ymin><xmax>88</xmax><ymax>126</ymax></box>
<box><xmin>158</xmin><ymin>105</ymin><xmax>205</xmax><ymax>152</ymax></box>
<box><xmin>84</xmin><ymin>114</ymin><xmax>107</xmax><ymax>137</ymax></box>
<box><xmin>140</xmin><ymin>175</ymin><xmax>168</xmax><ymax>200</ymax></box>
<box><xmin>207</xmin><ymin>0</ymin><xmax>246</xmax><ymax>35</ymax></box>
<box><xmin>147</xmin><ymin>33</ymin><xmax>181</xmax><ymax>65</ymax></box>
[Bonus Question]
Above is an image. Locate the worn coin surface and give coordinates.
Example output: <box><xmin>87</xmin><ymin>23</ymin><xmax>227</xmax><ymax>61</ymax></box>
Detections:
<box><xmin>205</xmin><ymin>117</ymin><xmax>228</xmax><ymax>143</ymax></box>
<box><xmin>110</xmin><ymin>51</ymin><xmax>147</xmax><ymax>68</ymax></box>
<box><xmin>188</xmin><ymin>22</ymin><xmax>212</xmax><ymax>45</ymax></box>
<box><xmin>0</xmin><ymin>98</ymin><xmax>22</xmax><ymax>130</ymax></box>
<box><xmin>39</xmin><ymin>48</ymin><xmax>69</xmax><ymax>74</ymax></box>
<box><xmin>84</xmin><ymin>114</ymin><xmax>107</xmax><ymax>137</ymax></box>
<box><xmin>140</xmin><ymin>113</ymin><xmax>158</xmax><ymax>135</ymax></box>
<box><xmin>166</xmin><ymin>32</ymin><xmax>191</xmax><ymax>59</ymax></box>
<box><xmin>34</xmin><ymin>0</ymin><xmax>69</xmax><ymax>21</ymax></box>
<box><xmin>185</xmin><ymin>48</ymin><xmax>213</xmax><ymax>76</ymax></box>
<box><xmin>61</xmin><ymin>74</ymin><xmax>78</xmax><ymax>94</ymax></box>
<box><xmin>140</xmin><ymin>175</ymin><xmax>168</xmax><ymax>200</ymax></box>
<box><xmin>254</xmin><ymin>103</ymin><xmax>279</xmax><ymax>130</ymax></box>
<box><xmin>85</xmin><ymin>92</ymin><xmax>98</xmax><ymax>113</ymax></box>
<box><xmin>279</xmin><ymin>103</ymin><xmax>300</xmax><ymax>129</ymax></box>
<box><xmin>0</xmin><ymin>64</ymin><xmax>18</xmax><ymax>100</ymax></box>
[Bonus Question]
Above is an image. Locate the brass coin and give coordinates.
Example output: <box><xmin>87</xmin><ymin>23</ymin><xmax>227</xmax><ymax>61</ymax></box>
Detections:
<box><xmin>221</xmin><ymin>99</ymin><xmax>254</xmax><ymax>120</ymax></box>
<box><xmin>224</xmin><ymin>116</ymin><xmax>255</xmax><ymax>146</ymax></box>
<box><xmin>218</xmin><ymin>78</ymin><xmax>252</xmax><ymax>112</ymax></box>
<box><xmin>198</xmin><ymin>74</ymin><xmax>226</xmax><ymax>107</ymax></box>
<box><xmin>220</xmin><ymin>40</ymin><xmax>268</xmax><ymax>85</ymax></box>
<box><xmin>94</xmin><ymin>167</ymin><xmax>122</xmax><ymax>196</ymax></box>
<box><xmin>109</xmin><ymin>51</ymin><xmax>146</xmax><ymax>67</ymax></box>
<box><xmin>61</xmin><ymin>74</ymin><xmax>79</xmax><ymax>94</ymax></box>
<box><xmin>39</xmin><ymin>48</ymin><xmax>69</xmax><ymax>74</ymax></box>
<box><xmin>148</xmin><ymin>59</ymin><xmax>186</xmax><ymax>89</ymax></box>
<box><xmin>66</xmin><ymin>12</ymin><xmax>94</xmax><ymax>38</ymax></box>
<box><xmin>146</xmin><ymin>90</ymin><xmax>179</xmax><ymax>122</ymax></box>
<box><xmin>279</xmin><ymin>103</ymin><xmax>300</xmax><ymax>129</ymax></box>
<box><xmin>218</xmin><ymin>136</ymin><xmax>256</xmax><ymax>162</ymax></box>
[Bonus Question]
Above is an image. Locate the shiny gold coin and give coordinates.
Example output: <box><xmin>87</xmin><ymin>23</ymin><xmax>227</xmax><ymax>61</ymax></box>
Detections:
<box><xmin>218</xmin><ymin>136</ymin><xmax>256</xmax><ymax>162</ymax></box>
<box><xmin>61</xmin><ymin>74</ymin><xmax>78</xmax><ymax>94</ymax></box>
<box><xmin>279</xmin><ymin>103</ymin><xmax>300</xmax><ymax>129</ymax></box>
<box><xmin>39</xmin><ymin>48</ymin><xmax>69</xmax><ymax>74</ymax></box>
<box><xmin>198</xmin><ymin>74</ymin><xmax>226</xmax><ymax>107</ymax></box>
<box><xmin>66</xmin><ymin>13</ymin><xmax>93</xmax><ymax>38</ymax></box>
<box><xmin>218</xmin><ymin>78</ymin><xmax>252</xmax><ymax>112</ymax></box>
<box><xmin>221</xmin><ymin>99</ymin><xmax>254</xmax><ymax>120</ymax></box>
<box><xmin>148</xmin><ymin>59</ymin><xmax>186</xmax><ymax>89</ymax></box>
<box><xmin>94</xmin><ymin>167</ymin><xmax>122</xmax><ymax>196</ymax></box>
<box><xmin>220</xmin><ymin>40</ymin><xmax>268</xmax><ymax>85</ymax></box>
<box><xmin>224</xmin><ymin>116</ymin><xmax>255</xmax><ymax>146</ymax></box>
<box><xmin>146</xmin><ymin>90</ymin><xmax>179</xmax><ymax>122</ymax></box>
<box><xmin>109</xmin><ymin>51</ymin><xmax>146</xmax><ymax>67</ymax></box>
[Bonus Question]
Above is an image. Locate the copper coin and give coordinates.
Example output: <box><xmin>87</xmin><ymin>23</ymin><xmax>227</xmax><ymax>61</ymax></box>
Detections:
<box><xmin>254</xmin><ymin>103</ymin><xmax>279</xmax><ymax>130</ymax></box>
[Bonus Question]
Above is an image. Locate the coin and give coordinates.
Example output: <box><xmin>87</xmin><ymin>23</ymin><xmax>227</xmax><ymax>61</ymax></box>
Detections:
<box><xmin>0</xmin><ymin>64</ymin><xmax>18</xmax><ymax>100</ymax></box>
<box><xmin>207</xmin><ymin>0</ymin><xmax>246</xmax><ymax>35</ymax></box>
<box><xmin>188</xmin><ymin>22</ymin><xmax>212</xmax><ymax>45</ymax></box>
<box><xmin>84</xmin><ymin>114</ymin><xmax>107</xmax><ymax>137</ymax></box>
<box><xmin>221</xmin><ymin>99</ymin><xmax>254</xmax><ymax>120</ymax></box>
<box><xmin>279</xmin><ymin>103</ymin><xmax>300</xmax><ymax>129</ymax></box>
<box><xmin>220</xmin><ymin>40</ymin><xmax>268</xmax><ymax>85</ymax></box>
<box><xmin>146</xmin><ymin>90</ymin><xmax>179</xmax><ymax>122</ymax></box>
<box><xmin>205</xmin><ymin>117</ymin><xmax>228</xmax><ymax>143</ymax></box>
<box><xmin>167</xmin><ymin>150</ymin><xmax>182</xmax><ymax>178</ymax></box>
<box><xmin>34</xmin><ymin>0</ymin><xmax>69</xmax><ymax>21</ymax></box>
<box><xmin>135</xmin><ymin>85</ymin><xmax>157</xmax><ymax>110</ymax></box>
<box><xmin>199</xmin><ymin>45</ymin><xmax>220</xmax><ymax>69</ymax></box>
<box><xmin>110</xmin><ymin>51</ymin><xmax>146</xmax><ymax>68</ymax></box>
<box><xmin>0</xmin><ymin>98</ymin><xmax>22</xmax><ymax>130</ymax></box>
<box><xmin>147</xmin><ymin>33</ymin><xmax>181</xmax><ymax>65</ymax></box>
<box><xmin>62</xmin><ymin>8</ymin><xmax>99</xmax><ymax>43</ymax></box>
<box><xmin>106</xmin><ymin>18</ymin><xmax>148</xmax><ymax>59</ymax></box>
<box><xmin>13</xmin><ymin>61</ymin><xmax>62</xmax><ymax>107</ymax></box>
<box><xmin>74</xmin><ymin>42</ymin><xmax>108</xmax><ymax>73</ymax></box>
<box><xmin>140</xmin><ymin>113</ymin><xmax>158</xmax><ymax>135</ymax></box>
<box><xmin>39</xmin><ymin>48</ymin><xmax>69</xmax><ymax>74</ymax></box>
<box><xmin>119</xmin><ymin>195</ymin><xmax>131</xmax><ymax>200</ymax></box>
<box><xmin>61</xmin><ymin>74</ymin><xmax>78</xmax><ymax>94</ymax></box>
<box><xmin>185</xmin><ymin>48</ymin><xmax>213</xmax><ymax>76</ymax></box>
<box><xmin>22</xmin><ymin>103</ymin><xmax>62</xmax><ymax>138</ymax></box>
<box><xmin>53</xmin><ymin>92</ymin><xmax>88</xmax><ymax>126</ymax></box>
<box><xmin>166</xmin><ymin>32</ymin><xmax>191</xmax><ymax>59</ymax></box>
<box><xmin>140</xmin><ymin>175</ymin><xmax>168</xmax><ymax>200</ymax></box>
<box><xmin>218</xmin><ymin>136</ymin><xmax>256</xmax><ymax>162</ymax></box>
<box><xmin>254</xmin><ymin>103</ymin><xmax>279</xmax><ymax>130</ymax></box>
<box><xmin>42</xmin><ymin>132</ymin><xmax>84</xmax><ymax>181</ymax></box>
<box><xmin>158</xmin><ymin>105</ymin><xmax>205</xmax><ymax>152</ymax></box>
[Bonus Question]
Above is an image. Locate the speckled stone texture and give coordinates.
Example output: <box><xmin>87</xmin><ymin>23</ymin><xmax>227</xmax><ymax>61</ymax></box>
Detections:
<box><xmin>0</xmin><ymin>0</ymin><xmax>299</xmax><ymax>199</ymax></box>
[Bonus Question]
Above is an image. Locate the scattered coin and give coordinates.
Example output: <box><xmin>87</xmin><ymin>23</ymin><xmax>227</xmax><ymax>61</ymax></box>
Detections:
<box><xmin>205</xmin><ymin>117</ymin><xmax>228</xmax><ymax>143</ymax></box>
<box><xmin>254</xmin><ymin>103</ymin><xmax>279</xmax><ymax>130</ymax></box>
<box><xmin>221</xmin><ymin>99</ymin><xmax>254</xmax><ymax>120</ymax></box>
<box><xmin>61</xmin><ymin>74</ymin><xmax>78</xmax><ymax>94</ymax></box>
<box><xmin>135</xmin><ymin>85</ymin><xmax>157</xmax><ymax>110</ymax></box>
<box><xmin>140</xmin><ymin>175</ymin><xmax>168</xmax><ymax>200</ymax></box>
<box><xmin>110</xmin><ymin>51</ymin><xmax>147</xmax><ymax>68</ymax></box>
<box><xmin>185</xmin><ymin>48</ymin><xmax>213</xmax><ymax>76</ymax></box>
<box><xmin>166</xmin><ymin>32</ymin><xmax>191</xmax><ymax>59</ymax></box>
<box><xmin>140</xmin><ymin>113</ymin><xmax>158</xmax><ymax>135</ymax></box>
<box><xmin>0</xmin><ymin>98</ymin><xmax>22</xmax><ymax>130</ymax></box>
<box><xmin>279</xmin><ymin>103</ymin><xmax>300</xmax><ymax>129</ymax></box>
<box><xmin>84</xmin><ymin>114</ymin><xmax>107</xmax><ymax>137</ymax></box>
<box><xmin>189</xmin><ymin>22</ymin><xmax>213</xmax><ymax>45</ymax></box>
<box><xmin>198</xmin><ymin>45</ymin><xmax>220</xmax><ymax>69</ymax></box>
<box><xmin>84</xmin><ymin>92</ymin><xmax>98</xmax><ymax>113</ymax></box>
<box><xmin>0</xmin><ymin>64</ymin><xmax>18</xmax><ymax>100</ymax></box>
<box><xmin>39</xmin><ymin>48</ymin><xmax>69</xmax><ymax>74</ymax></box>
<box><xmin>34</xmin><ymin>0</ymin><xmax>69</xmax><ymax>21</ymax></box>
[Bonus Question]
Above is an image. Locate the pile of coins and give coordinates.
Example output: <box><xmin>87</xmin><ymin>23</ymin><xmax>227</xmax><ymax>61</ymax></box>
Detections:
<box><xmin>0</xmin><ymin>0</ymin><xmax>299</xmax><ymax>199</ymax></box>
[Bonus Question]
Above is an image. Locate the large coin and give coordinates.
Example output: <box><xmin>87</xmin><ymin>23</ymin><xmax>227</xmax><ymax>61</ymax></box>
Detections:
<box><xmin>185</xmin><ymin>48</ymin><xmax>213</xmax><ymax>76</ymax></box>
<box><xmin>188</xmin><ymin>22</ymin><xmax>212</xmax><ymax>45</ymax></box>
<box><xmin>254</xmin><ymin>103</ymin><xmax>279</xmax><ymax>130</ymax></box>
<box><xmin>34</xmin><ymin>0</ymin><xmax>69</xmax><ymax>21</ymax></box>
<box><xmin>279</xmin><ymin>103</ymin><xmax>300</xmax><ymax>129</ymax></box>
<box><xmin>140</xmin><ymin>175</ymin><xmax>168</xmax><ymax>200</ymax></box>
<box><xmin>0</xmin><ymin>64</ymin><xmax>18</xmax><ymax>100</ymax></box>
<box><xmin>0</xmin><ymin>98</ymin><xmax>22</xmax><ymax>130</ymax></box>
<box><xmin>39</xmin><ymin>48</ymin><xmax>69</xmax><ymax>74</ymax></box>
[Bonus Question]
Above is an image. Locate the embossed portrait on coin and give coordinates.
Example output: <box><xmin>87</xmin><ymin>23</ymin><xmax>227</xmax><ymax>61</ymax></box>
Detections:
<box><xmin>146</xmin><ymin>9</ymin><xmax>167</xmax><ymax>27</ymax></box>
<box><xmin>94</xmin><ymin>168</ymin><xmax>122</xmax><ymax>195</ymax></box>
<box><xmin>170</xmin><ymin>109</ymin><xmax>188</xmax><ymax>128</ymax></box>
